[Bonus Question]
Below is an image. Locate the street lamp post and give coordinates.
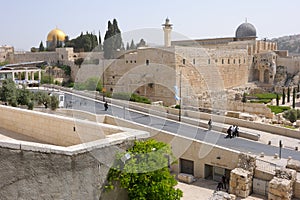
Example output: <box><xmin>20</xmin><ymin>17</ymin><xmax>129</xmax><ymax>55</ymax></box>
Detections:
<box><xmin>102</xmin><ymin>60</ymin><xmax>105</xmax><ymax>102</ymax></box>
<box><xmin>179</xmin><ymin>70</ymin><xmax>182</xmax><ymax>122</ymax></box>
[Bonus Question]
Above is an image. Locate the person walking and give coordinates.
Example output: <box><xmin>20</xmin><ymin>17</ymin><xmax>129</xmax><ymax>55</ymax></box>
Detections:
<box><xmin>104</xmin><ymin>101</ymin><xmax>108</xmax><ymax>111</ymax></box>
<box><xmin>222</xmin><ymin>175</ymin><xmax>227</xmax><ymax>190</ymax></box>
<box><xmin>208</xmin><ymin>119</ymin><xmax>212</xmax><ymax>130</ymax></box>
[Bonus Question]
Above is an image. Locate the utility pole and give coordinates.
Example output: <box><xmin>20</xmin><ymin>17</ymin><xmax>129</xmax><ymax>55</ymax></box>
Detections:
<box><xmin>102</xmin><ymin>60</ymin><xmax>105</xmax><ymax>102</ymax></box>
<box><xmin>179</xmin><ymin>70</ymin><xmax>182</xmax><ymax>122</ymax></box>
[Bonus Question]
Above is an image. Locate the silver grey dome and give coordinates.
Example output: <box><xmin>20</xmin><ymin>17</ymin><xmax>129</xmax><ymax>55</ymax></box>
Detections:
<box><xmin>235</xmin><ymin>22</ymin><xmax>257</xmax><ymax>38</ymax></box>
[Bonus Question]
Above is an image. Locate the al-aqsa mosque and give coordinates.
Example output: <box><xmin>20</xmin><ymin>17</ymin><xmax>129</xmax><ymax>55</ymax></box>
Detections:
<box><xmin>46</xmin><ymin>28</ymin><xmax>67</xmax><ymax>51</ymax></box>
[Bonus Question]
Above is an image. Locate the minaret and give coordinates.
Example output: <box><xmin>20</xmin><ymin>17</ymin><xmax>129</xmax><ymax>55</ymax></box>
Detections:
<box><xmin>162</xmin><ymin>18</ymin><xmax>173</xmax><ymax>47</ymax></box>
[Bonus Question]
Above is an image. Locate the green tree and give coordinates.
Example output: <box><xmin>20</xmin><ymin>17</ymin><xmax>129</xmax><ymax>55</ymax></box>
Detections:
<box><xmin>103</xmin><ymin>20</ymin><xmax>115</xmax><ymax>59</ymax></box>
<box><xmin>106</xmin><ymin>139</ymin><xmax>182</xmax><ymax>200</ymax></box>
<box><xmin>283</xmin><ymin>109</ymin><xmax>297</xmax><ymax>123</ymax></box>
<box><xmin>293</xmin><ymin>88</ymin><xmax>296</xmax><ymax>109</ymax></box>
<box><xmin>287</xmin><ymin>87</ymin><xmax>290</xmax><ymax>103</ymax></box>
<box><xmin>130</xmin><ymin>39</ymin><xmax>136</xmax><ymax>49</ymax></box>
<box><xmin>50</xmin><ymin>95</ymin><xmax>59</xmax><ymax>110</ymax></box>
<box><xmin>276</xmin><ymin>93</ymin><xmax>279</xmax><ymax>106</ymax></box>
<box><xmin>39</xmin><ymin>41</ymin><xmax>45</xmax><ymax>51</ymax></box>
<box><xmin>126</xmin><ymin>42</ymin><xmax>130</xmax><ymax>50</ymax></box>
<box><xmin>282</xmin><ymin>89</ymin><xmax>285</xmax><ymax>105</ymax></box>
<box><xmin>113</xmin><ymin>19</ymin><xmax>122</xmax><ymax>50</ymax></box>
<box><xmin>85</xmin><ymin>77</ymin><xmax>102</xmax><ymax>92</ymax></box>
<box><xmin>241</xmin><ymin>92</ymin><xmax>247</xmax><ymax>103</ymax></box>
<box><xmin>17</xmin><ymin>85</ymin><xmax>33</xmax><ymax>106</ymax></box>
<box><xmin>98</xmin><ymin>31</ymin><xmax>103</xmax><ymax>51</ymax></box>
<box><xmin>136</xmin><ymin>38</ymin><xmax>146</xmax><ymax>48</ymax></box>
<box><xmin>35</xmin><ymin>91</ymin><xmax>51</xmax><ymax>109</ymax></box>
<box><xmin>0</xmin><ymin>79</ymin><xmax>17</xmax><ymax>105</ymax></box>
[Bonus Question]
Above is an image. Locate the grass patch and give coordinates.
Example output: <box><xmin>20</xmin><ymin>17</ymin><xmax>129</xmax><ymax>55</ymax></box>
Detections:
<box><xmin>253</xmin><ymin>93</ymin><xmax>279</xmax><ymax>99</ymax></box>
<box><xmin>283</xmin><ymin>125</ymin><xmax>297</xmax><ymax>129</ymax></box>
<box><xmin>267</xmin><ymin>105</ymin><xmax>291</xmax><ymax>114</ymax></box>
<box><xmin>250</xmin><ymin>99</ymin><xmax>272</xmax><ymax>104</ymax></box>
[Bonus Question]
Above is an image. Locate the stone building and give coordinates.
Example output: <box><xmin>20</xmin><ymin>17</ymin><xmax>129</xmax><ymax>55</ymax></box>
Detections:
<box><xmin>3</xmin><ymin>19</ymin><xmax>300</xmax><ymax>107</ymax></box>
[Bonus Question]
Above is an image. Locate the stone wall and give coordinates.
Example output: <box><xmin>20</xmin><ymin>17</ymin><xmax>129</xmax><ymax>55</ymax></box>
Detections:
<box><xmin>229</xmin><ymin>154</ymin><xmax>256</xmax><ymax>198</ymax></box>
<box><xmin>268</xmin><ymin>169</ymin><xmax>297</xmax><ymax>200</ymax></box>
<box><xmin>0</xmin><ymin>140</ymin><xmax>133</xmax><ymax>200</ymax></box>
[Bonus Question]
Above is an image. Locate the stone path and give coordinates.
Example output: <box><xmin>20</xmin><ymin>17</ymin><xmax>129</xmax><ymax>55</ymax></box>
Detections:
<box><xmin>175</xmin><ymin>178</ymin><xmax>265</xmax><ymax>200</ymax></box>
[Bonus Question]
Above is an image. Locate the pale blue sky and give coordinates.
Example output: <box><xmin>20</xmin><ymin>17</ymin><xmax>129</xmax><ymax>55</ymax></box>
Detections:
<box><xmin>1</xmin><ymin>0</ymin><xmax>300</xmax><ymax>50</ymax></box>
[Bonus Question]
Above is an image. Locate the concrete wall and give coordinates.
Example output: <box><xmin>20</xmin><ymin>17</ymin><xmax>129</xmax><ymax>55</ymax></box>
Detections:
<box><xmin>0</xmin><ymin>105</ymin><xmax>122</xmax><ymax>146</ymax></box>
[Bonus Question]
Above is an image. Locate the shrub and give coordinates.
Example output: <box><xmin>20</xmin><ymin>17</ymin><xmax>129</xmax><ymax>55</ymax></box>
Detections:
<box><xmin>283</xmin><ymin>109</ymin><xmax>298</xmax><ymax>123</ymax></box>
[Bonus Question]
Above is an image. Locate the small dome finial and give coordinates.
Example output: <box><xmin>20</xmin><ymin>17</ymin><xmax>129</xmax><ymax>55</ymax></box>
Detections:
<box><xmin>245</xmin><ymin>17</ymin><xmax>248</xmax><ymax>23</ymax></box>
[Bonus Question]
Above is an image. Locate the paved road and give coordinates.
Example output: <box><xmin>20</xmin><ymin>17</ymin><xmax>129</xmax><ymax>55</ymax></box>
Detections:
<box><xmin>64</xmin><ymin>93</ymin><xmax>300</xmax><ymax>161</ymax></box>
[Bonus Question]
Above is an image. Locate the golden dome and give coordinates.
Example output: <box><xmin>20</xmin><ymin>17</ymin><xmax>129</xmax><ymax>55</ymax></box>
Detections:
<box><xmin>47</xmin><ymin>28</ymin><xmax>66</xmax><ymax>42</ymax></box>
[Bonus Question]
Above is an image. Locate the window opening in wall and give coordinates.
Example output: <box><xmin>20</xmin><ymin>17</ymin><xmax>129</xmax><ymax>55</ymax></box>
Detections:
<box><xmin>130</xmin><ymin>60</ymin><xmax>132</xmax><ymax>63</ymax></box>
<box><xmin>126</xmin><ymin>60</ymin><xmax>128</xmax><ymax>64</ymax></box>
<box><xmin>183</xmin><ymin>59</ymin><xmax>186</xmax><ymax>65</ymax></box>
<box><xmin>228</xmin><ymin>59</ymin><xmax>230</xmax><ymax>64</ymax></box>
<box><xmin>222</xmin><ymin>59</ymin><xmax>224</xmax><ymax>64</ymax></box>
<box><xmin>193</xmin><ymin>59</ymin><xmax>195</xmax><ymax>65</ymax></box>
<box><xmin>112</xmin><ymin>76</ymin><xmax>115</xmax><ymax>79</ymax></box>
<box><xmin>146</xmin><ymin>59</ymin><xmax>149</xmax><ymax>65</ymax></box>
<box><xmin>208</xmin><ymin>59</ymin><xmax>210</xmax><ymax>64</ymax></box>
<box><xmin>233</xmin><ymin>59</ymin><xmax>236</xmax><ymax>64</ymax></box>
<box><xmin>244</xmin><ymin>58</ymin><xmax>246</xmax><ymax>63</ymax></box>
<box><xmin>239</xmin><ymin>59</ymin><xmax>241</xmax><ymax>64</ymax></box>
<box><xmin>134</xmin><ymin>60</ymin><xmax>136</xmax><ymax>63</ymax></box>
<box><xmin>215</xmin><ymin>59</ymin><xmax>218</xmax><ymax>63</ymax></box>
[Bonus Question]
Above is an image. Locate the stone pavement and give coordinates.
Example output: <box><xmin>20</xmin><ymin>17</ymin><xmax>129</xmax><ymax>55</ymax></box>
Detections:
<box><xmin>175</xmin><ymin>178</ymin><xmax>265</xmax><ymax>200</ymax></box>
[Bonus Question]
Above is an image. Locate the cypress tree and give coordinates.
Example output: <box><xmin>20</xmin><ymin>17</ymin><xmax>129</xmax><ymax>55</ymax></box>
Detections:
<box><xmin>98</xmin><ymin>31</ymin><xmax>103</xmax><ymax>51</ymax></box>
<box><xmin>126</xmin><ymin>42</ymin><xmax>130</xmax><ymax>50</ymax></box>
<box><xmin>293</xmin><ymin>88</ymin><xmax>296</xmax><ymax>109</ymax></box>
<box><xmin>298</xmin><ymin>84</ymin><xmax>300</xmax><ymax>99</ymax></box>
<box><xmin>287</xmin><ymin>87</ymin><xmax>290</xmax><ymax>103</ymax></box>
<box><xmin>113</xmin><ymin>19</ymin><xmax>122</xmax><ymax>50</ymax></box>
<box><xmin>276</xmin><ymin>93</ymin><xmax>279</xmax><ymax>106</ymax></box>
<box><xmin>39</xmin><ymin>41</ymin><xmax>45</xmax><ymax>52</ymax></box>
<box><xmin>103</xmin><ymin>21</ymin><xmax>114</xmax><ymax>58</ymax></box>
<box><xmin>282</xmin><ymin>88</ymin><xmax>286</xmax><ymax>105</ymax></box>
<box><xmin>130</xmin><ymin>39</ymin><xmax>136</xmax><ymax>49</ymax></box>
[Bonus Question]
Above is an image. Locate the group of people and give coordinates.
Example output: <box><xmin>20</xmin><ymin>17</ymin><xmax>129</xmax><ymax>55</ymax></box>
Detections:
<box><xmin>226</xmin><ymin>125</ymin><xmax>239</xmax><ymax>138</ymax></box>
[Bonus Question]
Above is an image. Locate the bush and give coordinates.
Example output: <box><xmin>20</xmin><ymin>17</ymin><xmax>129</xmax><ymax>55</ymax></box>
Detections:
<box><xmin>267</xmin><ymin>105</ymin><xmax>291</xmax><ymax>114</ymax></box>
<box><xmin>112</xmin><ymin>93</ymin><xmax>151</xmax><ymax>104</ymax></box>
<box><xmin>175</xmin><ymin>104</ymin><xmax>181</xmax><ymax>109</ymax></box>
<box><xmin>283</xmin><ymin>109</ymin><xmax>298</xmax><ymax>123</ymax></box>
<box><xmin>27</xmin><ymin>101</ymin><xmax>34</xmax><ymax>110</ymax></box>
<box><xmin>253</xmin><ymin>93</ymin><xmax>278</xmax><ymax>99</ymax></box>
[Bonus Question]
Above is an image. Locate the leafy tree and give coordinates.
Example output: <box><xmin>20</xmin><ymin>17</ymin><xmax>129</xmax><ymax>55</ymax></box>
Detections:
<box><xmin>106</xmin><ymin>139</ymin><xmax>182</xmax><ymax>200</ymax></box>
<box><xmin>287</xmin><ymin>87</ymin><xmax>290</xmax><ymax>103</ymax></box>
<box><xmin>65</xmin><ymin>32</ymin><xmax>98</xmax><ymax>52</ymax></box>
<box><xmin>50</xmin><ymin>95</ymin><xmax>59</xmax><ymax>110</ymax></box>
<box><xmin>17</xmin><ymin>85</ymin><xmax>33</xmax><ymax>106</ymax></box>
<box><xmin>74</xmin><ymin>58</ymin><xmax>84</xmax><ymax>68</ymax></box>
<box><xmin>35</xmin><ymin>91</ymin><xmax>51</xmax><ymax>109</ymax></box>
<box><xmin>282</xmin><ymin>88</ymin><xmax>285</xmax><ymax>105</ymax></box>
<box><xmin>39</xmin><ymin>41</ymin><xmax>45</xmax><ymax>51</ymax></box>
<box><xmin>283</xmin><ymin>109</ymin><xmax>297</xmax><ymax>123</ymax></box>
<box><xmin>0</xmin><ymin>79</ymin><xmax>17</xmax><ymax>105</ymax></box>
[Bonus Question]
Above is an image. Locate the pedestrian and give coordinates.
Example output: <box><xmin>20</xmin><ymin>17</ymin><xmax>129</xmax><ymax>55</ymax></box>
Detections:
<box><xmin>226</xmin><ymin>126</ymin><xmax>232</xmax><ymax>138</ymax></box>
<box><xmin>235</xmin><ymin>126</ymin><xmax>239</xmax><ymax>137</ymax></box>
<box><xmin>104</xmin><ymin>101</ymin><xmax>108</xmax><ymax>111</ymax></box>
<box><xmin>222</xmin><ymin>175</ymin><xmax>227</xmax><ymax>189</ymax></box>
<box><xmin>208</xmin><ymin>119</ymin><xmax>212</xmax><ymax>130</ymax></box>
<box><xmin>216</xmin><ymin>181</ymin><xmax>223</xmax><ymax>191</ymax></box>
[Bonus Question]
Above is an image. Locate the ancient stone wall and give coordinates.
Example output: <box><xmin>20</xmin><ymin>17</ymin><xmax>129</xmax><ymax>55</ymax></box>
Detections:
<box><xmin>268</xmin><ymin>169</ymin><xmax>297</xmax><ymax>200</ymax></box>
